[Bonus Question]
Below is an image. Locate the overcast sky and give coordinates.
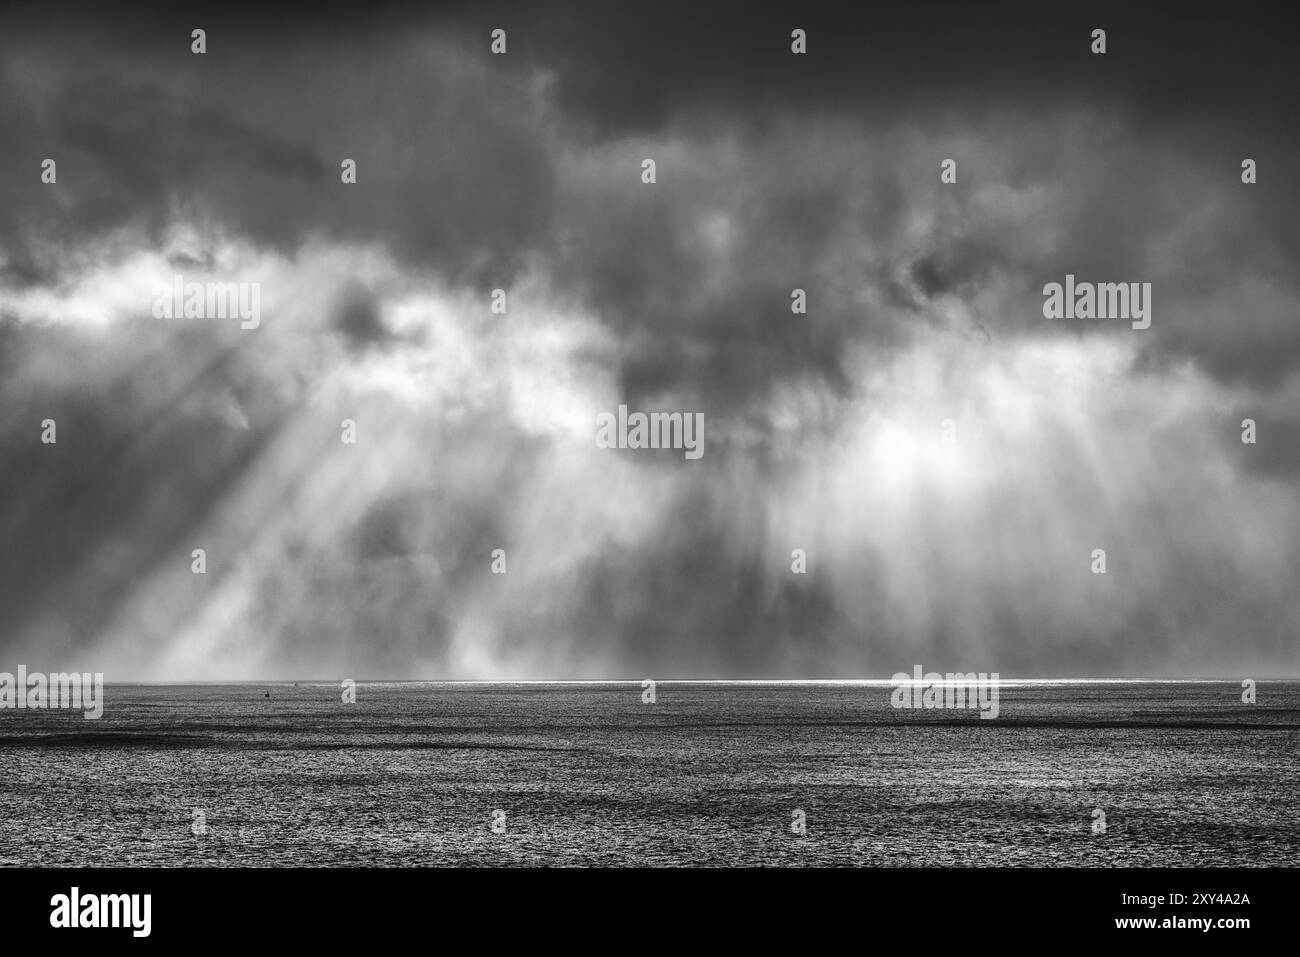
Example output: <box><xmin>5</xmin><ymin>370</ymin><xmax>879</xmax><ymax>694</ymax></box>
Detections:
<box><xmin>1</xmin><ymin>1</ymin><xmax>1297</xmax><ymax>679</ymax></box>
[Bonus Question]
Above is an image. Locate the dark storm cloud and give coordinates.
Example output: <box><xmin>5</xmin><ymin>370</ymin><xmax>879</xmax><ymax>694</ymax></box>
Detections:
<box><xmin>3</xmin><ymin>0</ymin><xmax>1298</xmax><ymax>393</ymax></box>
<box><xmin>331</xmin><ymin>282</ymin><xmax>392</xmax><ymax>350</ymax></box>
<box><xmin>477</xmin><ymin>0</ymin><xmax>1300</xmax><ymax>136</ymax></box>
<box><xmin>0</xmin><ymin>7</ymin><xmax>557</xmax><ymax>292</ymax></box>
<box><xmin>502</xmin><ymin>0</ymin><xmax>1300</xmax><ymax>394</ymax></box>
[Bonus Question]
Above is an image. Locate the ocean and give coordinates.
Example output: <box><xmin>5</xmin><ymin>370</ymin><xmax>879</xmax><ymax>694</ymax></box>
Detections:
<box><xmin>1</xmin><ymin>680</ymin><xmax>1296</xmax><ymax>866</ymax></box>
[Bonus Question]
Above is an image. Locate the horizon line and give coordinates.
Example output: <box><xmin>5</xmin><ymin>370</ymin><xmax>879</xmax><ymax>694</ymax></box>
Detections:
<box><xmin>60</xmin><ymin>675</ymin><xmax>1300</xmax><ymax>685</ymax></box>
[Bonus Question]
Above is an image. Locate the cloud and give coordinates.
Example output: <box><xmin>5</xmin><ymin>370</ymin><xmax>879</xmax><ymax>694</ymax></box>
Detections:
<box><xmin>1</xmin><ymin>2</ymin><xmax>1297</xmax><ymax>678</ymax></box>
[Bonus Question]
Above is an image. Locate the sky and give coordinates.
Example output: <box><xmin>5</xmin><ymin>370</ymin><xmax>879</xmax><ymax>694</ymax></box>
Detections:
<box><xmin>0</xmin><ymin>0</ymin><xmax>1298</xmax><ymax>679</ymax></box>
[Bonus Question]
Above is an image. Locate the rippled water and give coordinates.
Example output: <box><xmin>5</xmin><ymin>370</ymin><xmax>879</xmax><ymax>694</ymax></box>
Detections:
<box><xmin>1</xmin><ymin>680</ymin><xmax>1296</xmax><ymax>866</ymax></box>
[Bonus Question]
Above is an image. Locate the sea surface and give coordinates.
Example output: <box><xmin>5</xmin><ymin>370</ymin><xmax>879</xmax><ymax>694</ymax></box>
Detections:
<box><xmin>1</xmin><ymin>680</ymin><xmax>1297</xmax><ymax>866</ymax></box>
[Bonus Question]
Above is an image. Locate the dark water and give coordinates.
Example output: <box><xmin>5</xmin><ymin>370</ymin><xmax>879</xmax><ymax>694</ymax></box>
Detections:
<box><xmin>1</xmin><ymin>681</ymin><xmax>1296</xmax><ymax>866</ymax></box>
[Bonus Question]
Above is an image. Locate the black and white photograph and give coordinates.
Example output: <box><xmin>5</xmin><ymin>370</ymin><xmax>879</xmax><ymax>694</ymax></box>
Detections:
<box><xmin>0</xmin><ymin>0</ymin><xmax>1295</xmax><ymax>940</ymax></box>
